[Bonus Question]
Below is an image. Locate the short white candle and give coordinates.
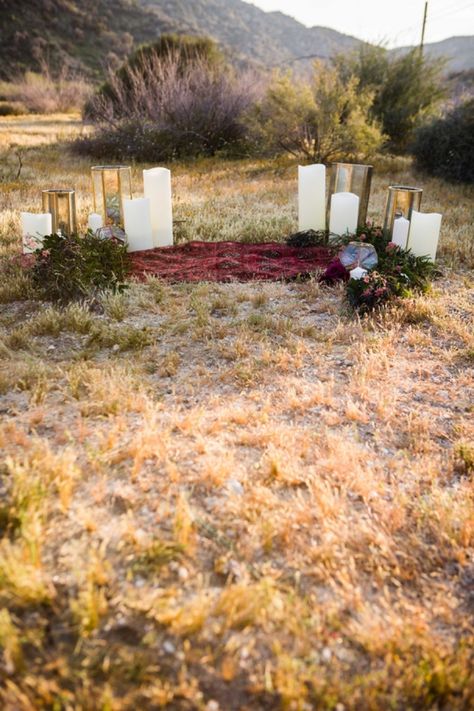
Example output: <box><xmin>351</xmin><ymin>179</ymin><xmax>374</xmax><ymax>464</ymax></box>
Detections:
<box><xmin>329</xmin><ymin>192</ymin><xmax>359</xmax><ymax>237</ymax></box>
<box><xmin>392</xmin><ymin>216</ymin><xmax>410</xmax><ymax>249</ymax></box>
<box><xmin>350</xmin><ymin>266</ymin><xmax>368</xmax><ymax>280</ymax></box>
<box><xmin>21</xmin><ymin>212</ymin><xmax>52</xmax><ymax>253</ymax></box>
<box><xmin>123</xmin><ymin>198</ymin><xmax>154</xmax><ymax>252</ymax></box>
<box><xmin>88</xmin><ymin>213</ymin><xmax>103</xmax><ymax>232</ymax></box>
<box><xmin>298</xmin><ymin>164</ymin><xmax>326</xmax><ymax>231</ymax></box>
<box><xmin>407</xmin><ymin>210</ymin><xmax>442</xmax><ymax>262</ymax></box>
<box><xmin>143</xmin><ymin>167</ymin><xmax>173</xmax><ymax>247</ymax></box>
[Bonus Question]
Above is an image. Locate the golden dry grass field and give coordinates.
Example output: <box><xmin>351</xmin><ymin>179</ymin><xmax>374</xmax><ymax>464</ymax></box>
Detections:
<box><xmin>0</xmin><ymin>115</ymin><xmax>473</xmax><ymax>710</ymax></box>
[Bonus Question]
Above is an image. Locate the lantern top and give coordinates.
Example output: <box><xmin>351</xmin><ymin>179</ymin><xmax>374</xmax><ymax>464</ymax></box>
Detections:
<box><xmin>42</xmin><ymin>188</ymin><xmax>75</xmax><ymax>193</ymax></box>
<box><xmin>388</xmin><ymin>185</ymin><xmax>423</xmax><ymax>192</ymax></box>
<box><xmin>331</xmin><ymin>162</ymin><xmax>373</xmax><ymax>169</ymax></box>
<box><xmin>91</xmin><ymin>165</ymin><xmax>131</xmax><ymax>171</ymax></box>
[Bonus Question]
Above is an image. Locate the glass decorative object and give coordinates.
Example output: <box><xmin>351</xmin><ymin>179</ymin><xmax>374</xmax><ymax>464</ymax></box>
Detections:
<box><xmin>41</xmin><ymin>189</ymin><xmax>77</xmax><ymax>235</ymax></box>
<box><xmin>383</xmin><ymin>185</ymin><xmax>423</xmax><ymax>237</ymax></box>
<box><xmin>91</xmin><ymin>165</ymin><xmax>132</xmax><ymax>226</ymax></box>
<box><xmin>328</xmin><ymin>163</ymin><xmax>373</xmax><ymax>228</ymax></box>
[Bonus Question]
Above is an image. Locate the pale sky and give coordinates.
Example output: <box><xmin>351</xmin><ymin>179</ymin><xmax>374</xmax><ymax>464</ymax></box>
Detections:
<box><xmin>248</xmin><ymin>0</ymin><xmax>474</xmax><ymax>47</ymax></box>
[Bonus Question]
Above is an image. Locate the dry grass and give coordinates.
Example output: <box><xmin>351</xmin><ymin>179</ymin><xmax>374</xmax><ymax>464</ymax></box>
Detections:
<box><xmin>0</xmin><ymin>115</ymin><xmax>473</xmax><ymax>710</ymax></box>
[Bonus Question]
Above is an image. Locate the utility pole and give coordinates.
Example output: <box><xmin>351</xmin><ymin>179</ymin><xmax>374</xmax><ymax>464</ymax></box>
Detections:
<box><xmin>420</xmin><ymin>1</ymin><xmax>428</xmax><ymax>56</ymax></box>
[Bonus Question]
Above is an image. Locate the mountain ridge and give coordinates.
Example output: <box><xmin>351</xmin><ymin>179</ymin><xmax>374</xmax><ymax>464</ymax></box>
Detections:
<box><xmin>0</xmin><ymin>0</ymin><xmax>471</xmax><ymax>81</ymax></box>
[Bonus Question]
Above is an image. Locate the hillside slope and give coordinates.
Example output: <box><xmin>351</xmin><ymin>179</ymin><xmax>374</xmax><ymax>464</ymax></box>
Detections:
<box><xmin>0</xmin><ymin>0</ymin><xmax>472</xmax><ymax>80</ymax></box>
<box><xmin>0</xmin><ymin>0</ymin><xmax>175</xmax><ymax>79</ymax></box>
<box><xmin>391</xmin><ymin>35</ymin><xmax>474</xmax><ymax>73</ymax></box>
<box><xmin>140</xmin><ymin>0</ymin><xmax>361</xmax><ymax>67</ymax></box>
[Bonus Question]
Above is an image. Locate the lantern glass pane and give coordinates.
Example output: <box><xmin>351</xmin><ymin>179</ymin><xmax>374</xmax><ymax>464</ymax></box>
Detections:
<box><xmin>328</xmin><ymin>163</ymin><xmax>373</xmax><ymax>228</ymax></box>
<box><xmin>383</xmin><ymin>186</ymin><xmax>423</xmax><ymax>237</ymax></box>
<box><xmin>91</xmin><ymin>166</ymin><xmax>132</xmax><ymax>226</ymax></box>
<box><xmin>41</xmin><ymin>189</ymin><xmax>77</xmax><ymax>235</ymax></box>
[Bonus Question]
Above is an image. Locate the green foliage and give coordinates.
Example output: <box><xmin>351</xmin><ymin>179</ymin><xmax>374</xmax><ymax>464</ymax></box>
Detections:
<box><xmin>455</xmin><ymin>441</ymin><xmax>474</xmax><ymax>476</ymax></box>
<box><xmin>250</xmin><ymin>62</ymin><xmax>384</xmax><ymax>163</ymax></box>
<box><xmin>31</xmin><ymin>232</ymin><xmax>129</xmax><ymax>303</ymax></box>
<box><xmin>346</xmin><ymin>269</ymin><xmax>392</xmax><ymax>312</ymax></box>
<box><xmin>335</xmin><ymin>46</ymin><xmax>445</xmax><ymax>153</ymax></box>
<box><xmin>412</xmin><ymin>98</ymin><xmax>474</xmax><ymax>183</ymax></box>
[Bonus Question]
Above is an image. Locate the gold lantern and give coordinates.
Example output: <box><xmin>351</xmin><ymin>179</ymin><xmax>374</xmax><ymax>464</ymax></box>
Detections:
<box><xmin>328</xmin><ymin>163</ymin><xmax>373</xmax><ymax>228</ymax></box>
<box><xmin>41</xmin><ymin>189</ymin><xmax>77</xmax><ymax>235</ymax></box>
<box><xmin>383</xmin><ymin>185</ymin><xmax>423</xmax><ymax>236</ymax></box>
<box><xmin>91</xmin><ymin>165</ymin><xmax>132</xmax><ymax>226</ymax></box>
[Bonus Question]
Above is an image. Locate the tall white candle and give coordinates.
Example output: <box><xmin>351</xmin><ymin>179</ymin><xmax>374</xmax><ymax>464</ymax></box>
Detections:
<box><xmin>298</xmin><ymin>164</ymin><xmax>326</xmax><ymax>231</ymax></box>
<box><xmin>143</xmin><ymin>167</ymin><xmax>173</xmax><ymax>247</ymax></box>
<box><xmin>407</xmin><ymin>210</ymin><xmax>442</xmax><ymax>262</ymax></box>
<box><xmin>21</xmin><ymin>212</ymin><xmax>52</xmax><ymax>253</ymax></box>
<box><xmin>123</xmin><ymin>198</ymin><xmax>154</xmax><ymax>253</ymax></box>
<box><xmin>392</xmin><ymin>216</ymin><xmax>410</xmax><ymax>249</ymax></box>
<box><xmin>329</xmin><ymin>192</ymin><xmax>359</xmax><ymax>236</ymax></box>
<box><xmin>88</xmin><ymin>213</ymin><xmax>103</xmax><ymax>232</ymax></box>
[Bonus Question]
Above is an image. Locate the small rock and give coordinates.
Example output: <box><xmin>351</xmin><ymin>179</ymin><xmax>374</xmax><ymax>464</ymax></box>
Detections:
<box><xmin>206</xmin><ymin>702</ymin><xmax>219</xmax><ymax>711</ymax></box>
<box><xmin>112</xmin><ymin>344</ymin><xmax>120</xmax><ymax>353</ymax></box>
<box><xmin>321</xmin><ymin>647</ymin><xmax>332</xmax><ymax>662</ymax></box>
<box><xmin>47</xmin><ymin>344</ymin><xmax>56</xmax><ymax>351</ymax></box>
<box><xmin>163</xmin><ymin>640</ymin><xmax>176</xmax><ymax>654</ymax></box>
<box><xmin>224</xmin><ymin>478</ymin><xmax>244</xmax><ymax>496</ymax></box>
<box><xmin>178</xmin><ymin>565</ymin><xmax>189</xmax><ymax>581</ymax></box>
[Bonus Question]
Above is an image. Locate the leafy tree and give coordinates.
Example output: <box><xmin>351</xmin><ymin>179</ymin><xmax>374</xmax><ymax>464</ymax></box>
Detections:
<box><xmin>335</xmin><ymin>45</ymin><xmax>445</xmax><ymax>153</ymax></box>
<box><xmin>250</xmin><ymin>62</ymin><xmax>383</xmax><ymax>163</ymax></box>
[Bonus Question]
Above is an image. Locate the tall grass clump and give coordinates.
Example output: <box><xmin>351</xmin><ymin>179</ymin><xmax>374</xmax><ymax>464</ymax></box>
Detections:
<box><xmin>0</xmin><ymin>62</ymin><xmax>91</xmax><ymax>114</ymax></box>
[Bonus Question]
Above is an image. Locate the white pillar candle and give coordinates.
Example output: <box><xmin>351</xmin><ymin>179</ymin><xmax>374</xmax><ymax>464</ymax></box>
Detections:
<box><xmin>123</xmin><ymin>198</ymin><xmax>154</xmax><ymax>252</ymax></box>
<box><xmin>298</xmin><ymin>164</ymin><xmax>326</xmax><ymax>231</ymax></box>
<box><xmin>350</xmin><ymin>266</ymin><xmax>368</xmax><ymax>280</ymax></box>
<box><xmin>21</xmin><ymin>212</ymin><xmax>52</xmax><ymax>253</ymax></box>
<box><xmin>88</xmin><ymin>213</ymin><xmax>103</xmax><ymax>232</ymax></box>
<box><xmin>407</xmin><ymin>210</ymin><xmax>442</xmax><ymax>262</ymax></box>
<box><xmin>329</xmin><ymin>192</ymin><xmax>359</xmax><ymax>237</ymax></box>
<box><xmin>391</xmin><ymin>216</ymin><xmax>410</xmax><ymax>249</ymax></box>
<box><xmin>143</xmin><ymin>167</ymin><xmax>173</xmax><ymax>247</ymax></box>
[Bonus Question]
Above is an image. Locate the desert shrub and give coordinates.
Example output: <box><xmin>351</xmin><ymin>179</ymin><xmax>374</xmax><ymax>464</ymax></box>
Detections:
<box><xmin>31</xmin><ymin>232</ymin><xmax>129</xmax><ymax>303</ymax></box>
<box><xmin>335</xmin><ymin>46</ymin><xmax>445</xmax><ymax>153</ymax></box>
<box><xmin>78</xmin><ymin>37</ymin><xmax>259</xmax><ymax>161</ymax></box>
<box><xmin>85</xmin><ymin>34</ymin><xmax>223</xmax><ymax>118</ymax></box>
<box><xmin>249</xmin><ymin>62</ymin><xmax>384</xmax><ymax>163</ymax></box>
<box><xmin>0</xmin><ymin>102</ymin><xmax>24</xmax><ymax>116</ymax></box>
<box><xmin>0</xmin><ymin>63</ymin><xmax>92</xmax><ymax>114</ymax></box>
<box><xmin>412</xmin><ymin>99</ymin><xmax>474</xmax><ymax>183</ymax></box>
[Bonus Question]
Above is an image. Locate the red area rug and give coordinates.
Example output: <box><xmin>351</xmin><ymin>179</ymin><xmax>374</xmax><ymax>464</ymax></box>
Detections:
<box><xmin>129</xmin><ymin>240</ymin><xmax>343</xmax><ymax>283</ymax></box>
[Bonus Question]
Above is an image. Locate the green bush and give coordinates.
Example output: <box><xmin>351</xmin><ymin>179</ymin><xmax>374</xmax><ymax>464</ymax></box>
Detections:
<box><xmin>249</xmin><ymin>62</ymin><xmax>384</xmax><ymax>163</ymax></box>
<box><xmin>335</xmin><ymin>46</ymin><xmax>445</xmax><ymax>153</ymax></box>
<box><xmin>412</xmin><ymin>99</ymin><xmax>474</xmax><ymax>183</ymax></box>
<box><xmin>31</xmin><ymin>232</ymin><xmax>129</xmax><ymax>303</ymax></box>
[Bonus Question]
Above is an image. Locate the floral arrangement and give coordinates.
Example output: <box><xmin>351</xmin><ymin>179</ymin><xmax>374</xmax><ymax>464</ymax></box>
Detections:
<box><xmin>344</xmin><ymin>223</ymin><xmax>437</xmax><ymax>313</ymax></box>
<box><xmin>286</xmin><ymin>222</ymin><xmax>438</xmax><ymax>313</ymax></box>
